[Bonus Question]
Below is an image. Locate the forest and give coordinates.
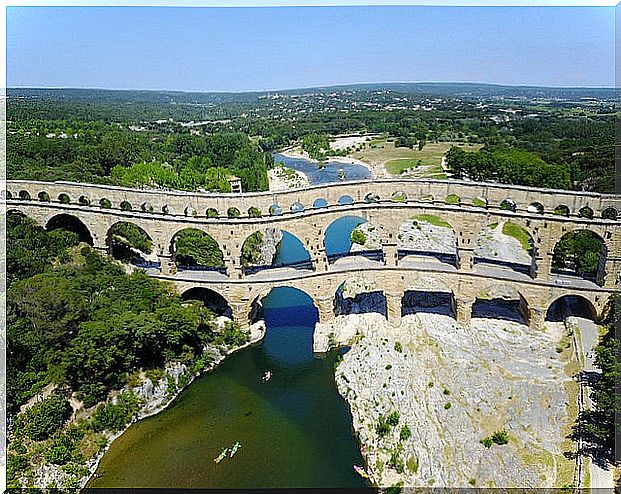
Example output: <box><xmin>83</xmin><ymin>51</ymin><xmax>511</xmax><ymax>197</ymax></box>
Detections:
<box><xmin>6</xmin><ymin>212</ymin><xmax>249</xmax><ymax>488</ymax></box>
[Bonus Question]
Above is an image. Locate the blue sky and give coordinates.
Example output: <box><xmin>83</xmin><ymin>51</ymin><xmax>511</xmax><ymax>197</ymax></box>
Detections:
<box><xmin>7</xmin><ymin>5</ymin><xmax>615</xmax><ymax>91</ymax></box>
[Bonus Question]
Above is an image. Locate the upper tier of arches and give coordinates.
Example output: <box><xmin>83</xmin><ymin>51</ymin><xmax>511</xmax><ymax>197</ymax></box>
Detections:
<box><xmin>6</xmin><ymin>179</ymin><xmax>621</xmax><ymax>223</ymax></box>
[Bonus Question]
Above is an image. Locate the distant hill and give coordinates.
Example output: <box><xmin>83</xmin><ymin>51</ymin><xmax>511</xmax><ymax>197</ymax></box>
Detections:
<box><xmin>8</xmin><ymin>82</ymin><xmax>618</xmax><ymax>105</ymax></box>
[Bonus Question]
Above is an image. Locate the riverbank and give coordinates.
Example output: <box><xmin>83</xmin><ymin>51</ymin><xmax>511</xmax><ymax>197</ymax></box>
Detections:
<box><xmin>316</xmin><ymin>310</ymin><xmax>579</xmax><ymax>489</ymax></box>
<box><xmin>29</xmin><ymin>319</ymin><xmax>267</xmax><ymax>490</ymax></box>
<box><xmin>268</xmin><ymin>162</ymin><xmax>310</xmax><ymax>191</ymax></box>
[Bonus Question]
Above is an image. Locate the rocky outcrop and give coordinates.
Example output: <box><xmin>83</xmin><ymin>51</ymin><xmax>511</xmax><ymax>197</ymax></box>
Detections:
<box><xmin>258</xmin><ymin>228</ymin><xmax>283</xmax><ymax>266</ymax></box>
<box><xmin>317</xmin><ymin>311</ymin><xmax>577</xmax><ymax>488</ymax></box>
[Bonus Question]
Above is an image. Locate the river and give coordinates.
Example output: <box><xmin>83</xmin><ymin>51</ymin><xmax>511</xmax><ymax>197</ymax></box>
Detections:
<box><xmin>88</xmin><ymin>155</ymin><xmax>371</xmax><ymax>489</ymax></box>
<box><xmin>273</xmin><ymin>153</ymin><xmax>372</xmax><ymax>183</ymax></box>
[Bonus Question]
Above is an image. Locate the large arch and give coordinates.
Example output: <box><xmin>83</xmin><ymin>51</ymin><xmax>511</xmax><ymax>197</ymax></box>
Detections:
<box><xmin>474</xmin><ymin>220</ymin><xmax>535</xmax><ymax>276</ymax></box>
<box><xmin>334</xmin><ymin>277</ymin><xmax>387</xmax><ymax>318</ymax></box>
<box><xmin>397</xmin><ymin>214</ymin><xmax>457</xmax><ymax>267</ymax></box>
<box><xmin>472</xmin><ymin>285</ymin><xmax>530</xmax><ymax>325</ymax></box>
<box><xmin>324</xmin><ymin>215</ymin><xmax>383</xmax><ymax>264</ymax></box>
<box><xmin>46</xmin><ymin>214</ymin><xmax>94</xmax><ymax>245</ymax></box>
<box><xmin>181</xmin><ymin>287</ymin><xmax>233</xmax><ymax>318</ymax></box>
<box><xmin>106</xmin><ymin>221</ymin><xmax>156</xmax><ymax>266</ymax></box>
<box><xmin>551</xmin><ymin>230</ymin><xmax>607</xmax><ymax>285</ymax></box>
<box><xmin>401</xmin><ymin>276</ymin><xmax>455</xmax><ymax>318</ymax></box>
<box><xmin>241</xmin><ymin>228</ymin><xmax>312</xmax><ymax>275</ymax></box>
<box><xmin>546</xmin><ymin>295</ymin><xmax>598</xmax><ymax>322</ymax></box>
<box><xmin>170</xmin><ymin>228</ymin><xmax>225</xmax><ymax>272</ymax></box>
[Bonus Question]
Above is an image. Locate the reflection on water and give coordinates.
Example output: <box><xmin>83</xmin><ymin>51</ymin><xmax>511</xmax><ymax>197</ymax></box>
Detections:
<box><xmin>273</xmin><ymin>153</ymin><xmax>371</xmax><ymax>184</ymax></box>
<box><xmin>88</xmin><ymin>288</ymin><xmax>369</xmax><ymax>489</ymax></box>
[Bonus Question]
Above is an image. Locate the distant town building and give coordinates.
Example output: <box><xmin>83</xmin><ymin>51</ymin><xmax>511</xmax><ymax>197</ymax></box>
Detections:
<box><xmin>227</xmin><ymin>175</ymin><xmax>242</xmax><ymax>193</ymax></box>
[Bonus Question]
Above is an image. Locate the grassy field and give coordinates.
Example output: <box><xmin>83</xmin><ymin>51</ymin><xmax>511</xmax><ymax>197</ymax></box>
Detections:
<box><xmin>351</xmin><ymin>138</ymin><xmax>482</xmax><ymax>177</ymax></box>
<box><xmin>412</xmin><ymin>214</ymin><xmax>453</xmax><ymax>229</ymax></box>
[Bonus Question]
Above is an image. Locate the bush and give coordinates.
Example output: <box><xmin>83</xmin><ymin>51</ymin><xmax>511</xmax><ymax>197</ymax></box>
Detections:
<box><xmin>444</xmin><ymin>402</ymin><xmax>452</xmax><ymax>410</ymax></box>
<box><xmin>350</xmin><ymin>228</ymin><xmax>367</xmax><ymax>245</ymax></box>
<box><xmin>399</xmin><ymin>425</ymin><xmax>411</xmax><ymax>441</ymax></box>
<box><xmin>480</xmin><ymin>437</ymin><xmax>493</xmax><ymax>448</ymax></box>
<box><xmin>16</xmin><ymin>394</ymin><xmax>72</xmax><ymax>441</ymax></box>
<box><xmin>394</xmin><ymin>341</ymin><xmax>403</xmax><ymax>352</ymax></box>
<box><xmin>385</xmin><ymin>364</ymin><xmax>392</xmax><ymax>370</ymax></box>
<box><xmin>386</xmin><ymin>411</ymin><xmax>400</xmax><ymax>426</ymax></box>
<box><xmin>376</xmin><ymin>415</ymin><xmax>391</xmax><ymax>437</ymax></box>
<box><xmin>491</xmin><ymin>429</ymin><xmax>509</xmax><ymax>445</ymax></box>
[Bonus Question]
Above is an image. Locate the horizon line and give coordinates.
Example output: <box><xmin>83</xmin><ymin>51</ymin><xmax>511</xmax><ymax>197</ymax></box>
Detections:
<box><xmin>8</xmin><ymin>80</ymin><xmax>618</xmax><ymax>95</ymax></box>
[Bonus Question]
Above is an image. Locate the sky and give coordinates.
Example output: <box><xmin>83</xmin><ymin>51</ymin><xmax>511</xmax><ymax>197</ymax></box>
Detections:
<box><xmin>6</xmin><ymin>5</ymin><xmax>615</xmax><ymax>91</ymax></box>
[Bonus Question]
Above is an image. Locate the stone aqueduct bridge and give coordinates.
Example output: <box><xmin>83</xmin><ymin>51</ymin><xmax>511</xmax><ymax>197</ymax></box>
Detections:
<box><xmin>6</xmin><ymin>178</ymin><xmax>621</xmax><ymax>330</ymax></box>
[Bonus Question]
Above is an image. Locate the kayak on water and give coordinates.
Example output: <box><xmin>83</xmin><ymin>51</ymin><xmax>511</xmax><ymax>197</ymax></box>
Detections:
<box><xmin>353</xmin><ymin>465</ymin><xmax>370</xmax><ymax>479</ymax></box>
<box><xmin>230</xmin><ymin>442</ymin><xmax>241</xmax><ymax>457</ymax></box>
<box><xmin>214</xmin><ymin>448</ymin><xmax>228</xmax><ymax>463</ymax></box>
<box><xmin>262</xmin><ymin>371</ymin><xmax>272</xmax><ymax>382</ymax></box>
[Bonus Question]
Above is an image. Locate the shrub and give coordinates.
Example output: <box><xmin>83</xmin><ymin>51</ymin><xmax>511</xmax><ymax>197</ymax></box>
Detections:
<box><xmin>444</xmin><ymin>402</ymin><xmax>452</xmax><ymax>410</ymax></box>
<box><xmin>376</xmin><ymin>415</ymin><xmax>391</xmax><ymax>437</ymax></box>
<box><xmin>399</xmin><ymin>425</ymin><xmax>411</xmax><ymax>441</ymax></box>
<box><xmin>394</xmin><ymin>341</ymin><xmax>403</xmax><ymax>352</ymax></box>
<box><xmin>491</xmin><ymin>429</ymin><xmax>509</xmax><ymax>445</ymax></box>
<box><xmin>16</xmin><ymin>394</ymin><xmax>72</xmax><ymax>441</ymax></box>
<box><xmin>443</xmin><ymin>388</ymin><xmax>451</xmax><ymax>395</ymax></box>
<box><xmin>350</xmin><ymin>228</ymin><xmax>367</xmax><ymax>245</ymax></box>
<box><xmin>389</xmin><ymin>449</ymin><xmax>405</xmax><ymax>474</ymax></box>
<box><xmin>480</xmin><ymin>437</ymin><xmax>493</xmax><ymax>448</ymax></box>
<box><xmin>386</xmin><ymin>411</ymin><xmax>400</xmax><ymax>426</ymax></box>
<box><xmin>385</xmin><ymin>364</ymin><xmax>392</xmax><ymax>370</ymax></box>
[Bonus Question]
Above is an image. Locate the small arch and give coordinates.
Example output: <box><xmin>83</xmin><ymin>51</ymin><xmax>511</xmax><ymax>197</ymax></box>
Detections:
<box><xmin>100</xmin><ymin>198</ymin><xmax>112</xmax><ymax>208</ymax></box>
<box><xmin>578</xmin><ymin>206</ymin><xmax>594</xmax><ymax>219</ymax></box>
<box><xmin>206</xmin><ymin>208</ymin><xmax>218</xmax><ymax>218</ymax></box>
<box><xmin>602</xmin><ymin>207</ymin><xmax>618</xmax><ymax>220</ymax></box>
<box><xmin>554</xmin><ymin>204</ymin><xmax>570</xmax><ymax>217</ymax></box>
<box><xmin>290</xmin><ymin>202</ymin><xmax>304</xmax><ymax>213</ymax></box>
<box><xmin>528</xmin><ymin>202</ymin><xmax>544</xmax><ymax>214</ymax></box>
<box><xmin>269</xmin><ymin>204</ymin><xmax>282</xmax><ymax>216</ymax></box>
<box><xmin>391</xmin><ymin>191</ymin><xmax>407</xmax><ymax>203</ymax></box>
<box><xmin>499</xmin><ymin>199</ymin><xmax>516</xmax><ymax>212</ymax></box>
<box><xmin>227</xmin><ymin>207</ymin><xmax>241</xmax><ymax>218</ymax></box>
<box><xmin>338</xmin><ymin>195</ymin><xmax>354</xmax><ymax>206</ymax></box>
<box><xmin>472</xmin><ymin>196</ymin><xmax>487</xmax><ymax>208</ymax></box>
<box><xmin>546</xmin><ymin>295</ymin><xmax>597</xmax><ymax>322</ymax></box>
<box><xmin>181</xmin><ymin>287</ymin><xmax>232</xmax><ymax>318</ymax></box>
<box><xmin>248</xmin><ymin>206</ymin><xmax>262</xmax><ymax>218</ymax></box>
<box><xmin>78</xmin><ymin>195</ymin><xmax>90</xmax><ymax>206</ymax></box>
<box><xmin>38</xmin><ymin>191</ymin><xmax>50</xmax><ymax>202</ymax></box>
<box><xmin>46</xmin><ymin>214</ymin><xmax>93</xmax><ymax>245</ymax></box>
<box><xmin>185</xmin><ymin>206</ymin><xmax>198</xmax><ymax>217</ymax></box>
<box><xmin>58</xmin><ymin>193</ymin><xmax>71</xmax><ymax>204</ymax></box>
<box><xmin>18</xmin><ymin>190</ymin><xmax>31</xmax><ymax>200</ymax></box>
<box><xmin>445</xmin><ymin>194</ymin><xmax>460</xmax><ymax>205</ymax></box>
<box><xmin>120</xmin><ymin>200</ymin><xmax>132</xmax><ymax>211</ymax></box>
<box><xmin>313</xmin><ymin>198</ymin><xmax>328</xmax><ymax>209</ymax></box>
<box><xmin>141</xmin><ymin>202</ymin><xmax>154</xmax><ymax>213</ymax></box>
<box><xmin>5</xmin><ymin>190</ymin><xmax>12</xmax><ymax>200</ymax></box>
<box><xmin>364</xmin><ymin>192</ymin><xmax>380</xmax><ymax>204</ymax></box>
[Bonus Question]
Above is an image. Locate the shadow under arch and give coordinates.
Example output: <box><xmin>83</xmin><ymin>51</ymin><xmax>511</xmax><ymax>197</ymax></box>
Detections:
<box><xmin>46</xmin><ymin>213</ymin><xmax>93</xmax><ymax>245</ymax></box>
<box><xmin>472</xmin><ymin>285</ymin><xmax>530</xmax><ymax>325</ymax></box>
<box><xmin>181</xmin><ymin>287</ymin><xmax>233</xmax><ymax>318</ymax></box>
<box><xmin>324</xmin><ymin>215</ymin><xmax>383</xmax><ymax>264</ymax></box>
<box><xmin>474</xmin><ymin>220</ymin><xmax>535</xmax><ymax>276</ymax></box>
<box><xmin>397</xmin><ymin>214</ymin><xmax>458</xmax><ymax>267</ymax></box>
<box><xmin>551</xmin><ymin>229</ymin><xmax>607</xmax><ymax>286</ymax></box>
<box><xmin>170</xmin><ymin>227</ymin><xmax>226</xmax><ymax>273</ymax></box>
<box><xmin>241</xmin><ymin>228</ymin><xmax>312</xmax><ymax>275</ymax></box>
<box><xmin>402</xmin><ymin>277</ymin><xmax>455</xmax><ymax>318</ymax></box>
<box><xmin>106</xmin><ymin>221</ymin><xmax>157</xmax><ymax>267</ymax></box>
<box><xmin>334</xmin><ymin>278</ymin><xmax>387</xmax><ymax>318</ymax></box>
<box><xmin>546</xmin><ymin>294</ymin><xmax>598</xmax><ymax>323</ymax></box>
